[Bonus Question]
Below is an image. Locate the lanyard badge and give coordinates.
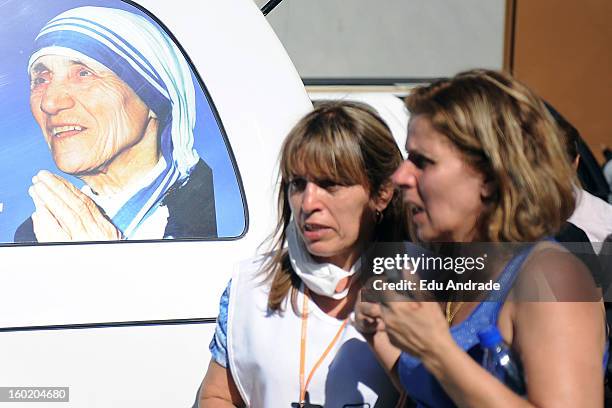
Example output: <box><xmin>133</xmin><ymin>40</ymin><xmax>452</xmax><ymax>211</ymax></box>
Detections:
<box><xmin>295</xmin><ymin>288</ymin><xmax>348</xmax><ymax>407</ymax></box>
<box><xmin>290</xmin><ymin>391</ymin><xmax>323</xmax><ymax>408</ymax></box>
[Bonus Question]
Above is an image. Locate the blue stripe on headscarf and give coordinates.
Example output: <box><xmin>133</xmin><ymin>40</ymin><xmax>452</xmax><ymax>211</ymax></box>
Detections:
<box><xmin>32</xmin><ymin>30</ymin><xmax>171</xmax><ymax>122</ymax></box>
<box><xmin>53</xmin><ymin>16</ymin><xmax>165</xmax><ymax>87</ymax></box>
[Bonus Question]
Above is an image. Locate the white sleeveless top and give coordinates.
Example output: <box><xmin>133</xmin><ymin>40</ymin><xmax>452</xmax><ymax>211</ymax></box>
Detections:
<box><xmin>227</xmin><ymin>256</ymin><xmax>399</xmax><ymax>408</ymax></box>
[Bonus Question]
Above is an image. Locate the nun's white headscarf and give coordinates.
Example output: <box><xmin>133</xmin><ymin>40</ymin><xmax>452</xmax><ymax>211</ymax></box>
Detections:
<box><xmin>28</xmin><ymin>6</ymin><xmax>200</xmax><ymax>238</ymax></box>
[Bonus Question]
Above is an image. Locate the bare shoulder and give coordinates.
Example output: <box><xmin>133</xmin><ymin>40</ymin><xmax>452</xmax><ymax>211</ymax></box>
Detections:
<box><xmin>510</xmin><ymin>241</ymin><xmax>605</xmax><ymax>356</ymax></box>
<box><xmin>508</xmin><ymin>243</ymin><xmax>606</xmax><ymax>406</ymax></box>
<box><xmin>514</xmin><ymin>241</ymin><xmax>600</xmax><ymax>302</ymax></box>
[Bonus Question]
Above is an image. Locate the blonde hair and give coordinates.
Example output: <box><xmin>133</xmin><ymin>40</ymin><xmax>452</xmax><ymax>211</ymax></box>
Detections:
<box><xmin>405</xmin><ymin>69</ymin><xmax>576</xmax><ymax>242</ymax></box>
<box><xmin>264</xmin><ymin>101</ymin><xmax>408</xmax><ymax>312</ymax></box>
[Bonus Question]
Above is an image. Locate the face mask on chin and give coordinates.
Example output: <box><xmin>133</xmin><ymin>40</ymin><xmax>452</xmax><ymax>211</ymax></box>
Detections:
<box><xmin>286</xmin><ymin>221</ymin><xmax>360</xmax><ymax>299</ymax></box>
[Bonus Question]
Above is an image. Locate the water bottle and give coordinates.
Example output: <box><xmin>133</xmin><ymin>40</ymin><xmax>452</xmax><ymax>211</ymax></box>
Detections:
<box><xmin>478</xmin><ymin>326</ymin><xmax>526</xmax><ymax>395</ymax></box>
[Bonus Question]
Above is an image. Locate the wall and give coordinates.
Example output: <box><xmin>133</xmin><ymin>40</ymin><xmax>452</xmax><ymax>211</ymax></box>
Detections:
<box><xmin>510</xmin><ymin>0</ymin><xmax>612</xmax><ymax>162</ymax></box>
<box><xmin>257</xmin><ymin>0</ymin><xmax>506</xmax><ymax>79</ymax></box>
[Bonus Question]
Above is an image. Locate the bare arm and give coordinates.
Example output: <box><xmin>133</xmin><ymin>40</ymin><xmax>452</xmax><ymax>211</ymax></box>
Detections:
<box><xmin>416</xmin><ymin>300</ymin><xmax>605</xmax><ymax>408</ymax></box>
<box><xmin>365</xmin><ymin>329</ymin><xmax>403</xmax><ymax>390</ymax></box>
<box><xmin>353</xmin><ymin>298</ymin><xmax>403</xmax><ymax>389</ymax></box>
<box><xmin>199</xmin><ymin>360</ymin><xmax>245</xmax><ymax>408</ymax></box>
<box><xmin>511</xmin><ymin>249</ymin><xmax>606</xmax><ymax>406</ymax></box>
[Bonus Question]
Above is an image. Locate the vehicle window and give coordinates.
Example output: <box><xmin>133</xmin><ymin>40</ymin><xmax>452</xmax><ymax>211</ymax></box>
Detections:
<box><xmin>0</xmin><ymin>0</ymin><xmax>246</xmax><ymax>244</ymax></box>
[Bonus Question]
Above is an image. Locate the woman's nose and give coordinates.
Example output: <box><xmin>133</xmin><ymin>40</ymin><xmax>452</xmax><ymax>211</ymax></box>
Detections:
<box><xmin>301</xmin><ymin>182</ymin><xmax>323</xmax><ymax>213</ymax></box>
<box><xmin>392</xmin><ymin>160</ymin><xmax>418</xmax><ymax>189</ymax></box>
<box><xmin>39</xmin><ymin>81</ymin><xmax>75</xmax><ymax>115</ymax></box>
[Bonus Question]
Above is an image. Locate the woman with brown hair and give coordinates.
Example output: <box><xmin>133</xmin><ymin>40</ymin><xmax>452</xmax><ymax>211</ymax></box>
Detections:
<box><xmin>354</xmin><ymin>69</ymin><xmax>607</xmax><ymax>407</ymax></box>
<box><xmin>199</xmin><ymin>101</ymin><xmax>408</xmax><ymax>407</ymax></box>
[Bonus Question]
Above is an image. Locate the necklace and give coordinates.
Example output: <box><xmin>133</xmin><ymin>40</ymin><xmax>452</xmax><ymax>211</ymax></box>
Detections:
<box><xmin>445</xmin><ymin>300</ymin><xmax>464</xmax><ymax>325</ymax></box>
<box><xmin>295</xmin><ymin>288</ymin><xmax>348</xmax><ymax>407</ymax></box>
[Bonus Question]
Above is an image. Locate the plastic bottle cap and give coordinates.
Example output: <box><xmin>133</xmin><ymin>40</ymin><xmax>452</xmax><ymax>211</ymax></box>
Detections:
<box><xmin>478</xmin><ymin>326</ymin><xmax>503</xmax><ymax>348</ymax></box>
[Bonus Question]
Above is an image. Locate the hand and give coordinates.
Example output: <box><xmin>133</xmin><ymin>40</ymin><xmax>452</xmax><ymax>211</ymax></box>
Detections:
<box><xmin>380</xmin><ymin>300</ymin><xmax>453</xmax><ymax>360</ymax></box>
<box><xmin>29</xmin><ymin>170</ymin><xmax>122</xmax><ymax>242</ymax></box>
<box><xmin>352</xmin><ymin>291</ymin><xmax>386</xmax><ymax>335</ymax></box>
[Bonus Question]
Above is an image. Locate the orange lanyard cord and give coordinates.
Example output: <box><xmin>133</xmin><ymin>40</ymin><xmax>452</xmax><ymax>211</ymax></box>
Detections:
<box><xmin>299</xmin><ymin>288</ymin><xmax>349</xmax><ymax>403</ymax></box>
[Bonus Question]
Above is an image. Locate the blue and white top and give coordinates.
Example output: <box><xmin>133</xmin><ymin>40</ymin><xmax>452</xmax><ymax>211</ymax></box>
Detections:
<box><xmin>210</xmin><ymin>280</ymin><xmax>231</xmax><ymax>368</ymax></box>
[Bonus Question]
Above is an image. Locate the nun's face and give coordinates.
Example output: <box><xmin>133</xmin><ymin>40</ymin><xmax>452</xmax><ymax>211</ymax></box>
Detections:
<box><xmin>29</xmin><ymin>55</ymin><xmax>155</xmax><ymax>176</ymax></box>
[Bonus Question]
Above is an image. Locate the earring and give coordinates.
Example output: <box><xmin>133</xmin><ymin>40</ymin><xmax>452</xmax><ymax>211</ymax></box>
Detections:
<box><xmin>375</xmin><ymin>210</ymin><xmax>383</xmax><ymax>224</ymax></box>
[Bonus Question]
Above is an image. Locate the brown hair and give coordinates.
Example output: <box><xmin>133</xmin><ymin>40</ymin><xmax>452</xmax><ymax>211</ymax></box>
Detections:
<box><xmin>263</xmin><ymin>101</ymin><xmax>408</xmax><ymax>312</ymax></box>
<box><xmin>405</xmin><ymin>69</ymin><xmax>576</xmax><ymax>242</ymax></box>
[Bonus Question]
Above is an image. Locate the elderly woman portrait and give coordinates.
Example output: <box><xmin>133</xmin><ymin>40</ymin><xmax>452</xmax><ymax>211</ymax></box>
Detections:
<box><xmin>14</xmin><ymin>6</ymin><xmax>217</xmax><ymax>242</ymax></box>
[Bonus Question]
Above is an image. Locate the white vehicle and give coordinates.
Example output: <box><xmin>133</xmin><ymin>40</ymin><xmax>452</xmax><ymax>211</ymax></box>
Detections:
<box><xmin>308</xmin><ymin>89</ymin><xmax>411</xmax><ymax>153</ymax></box>
<box><xmin>0</xmin><ymin>0</ymin><xmax>311</xmax><ymax>406</ymax></box>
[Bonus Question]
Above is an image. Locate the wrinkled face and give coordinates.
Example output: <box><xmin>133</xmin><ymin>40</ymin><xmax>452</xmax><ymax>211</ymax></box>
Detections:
<box><xmin>392</xmin><ymin>115</ymin><xmax>487</xmax><ymax>242</ymax></box>
<box><xmin>288</xmin><ymin>175</ymin><xmax>377</xmax><ymax>269</ymax></box>
<box><xmin>29</xmin><ymin>54</ymin><xmax>151</xmax><ymax>175</ymax></box>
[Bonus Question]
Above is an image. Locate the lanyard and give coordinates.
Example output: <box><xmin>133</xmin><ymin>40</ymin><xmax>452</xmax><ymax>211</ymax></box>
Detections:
<box><xmin>298</xmin><ymin>287</ymin><xmax>348</xmax><ymax>405</ymax></box>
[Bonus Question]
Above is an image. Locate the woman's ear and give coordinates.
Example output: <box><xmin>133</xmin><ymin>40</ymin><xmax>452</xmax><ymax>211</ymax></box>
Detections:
<box><xmin>480</xmin><ymin>179</ymin><xmax>496</xmax><ymax>200</ymax></box>
<box><xmin>373</xmin><ymin>181</ymin><xmax>395</xmax><ymax>212</ymax></box>
<box><xmin>573</xmin><ymin>154</ymin><xmax>580</xmax><ymax>170</ymax></box>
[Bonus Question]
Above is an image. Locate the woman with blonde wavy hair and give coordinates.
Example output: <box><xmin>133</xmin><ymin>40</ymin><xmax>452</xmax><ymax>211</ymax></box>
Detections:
<box><xmin>199</xmin><ymin>101</ymin><xmax>409</xmax><ymax>407</ymax></box>
<box><xmin>354</xmin><ymin>69</ymin><xmax>607</xmax><ymax>407</ymax></box>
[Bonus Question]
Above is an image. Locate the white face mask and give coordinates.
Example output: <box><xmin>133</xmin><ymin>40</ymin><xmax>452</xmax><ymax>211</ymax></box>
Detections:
<box><xmin>287</xmin><ymin>222</ymin><xmax>360</xmax><ymax>299</ymax></box>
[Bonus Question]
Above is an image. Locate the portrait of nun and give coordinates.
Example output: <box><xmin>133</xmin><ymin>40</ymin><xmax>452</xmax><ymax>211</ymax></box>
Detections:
<box><xmin>14</xmin><ymin>6</ymin><xmax>217</xmax><ymax>242</ymax></box>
